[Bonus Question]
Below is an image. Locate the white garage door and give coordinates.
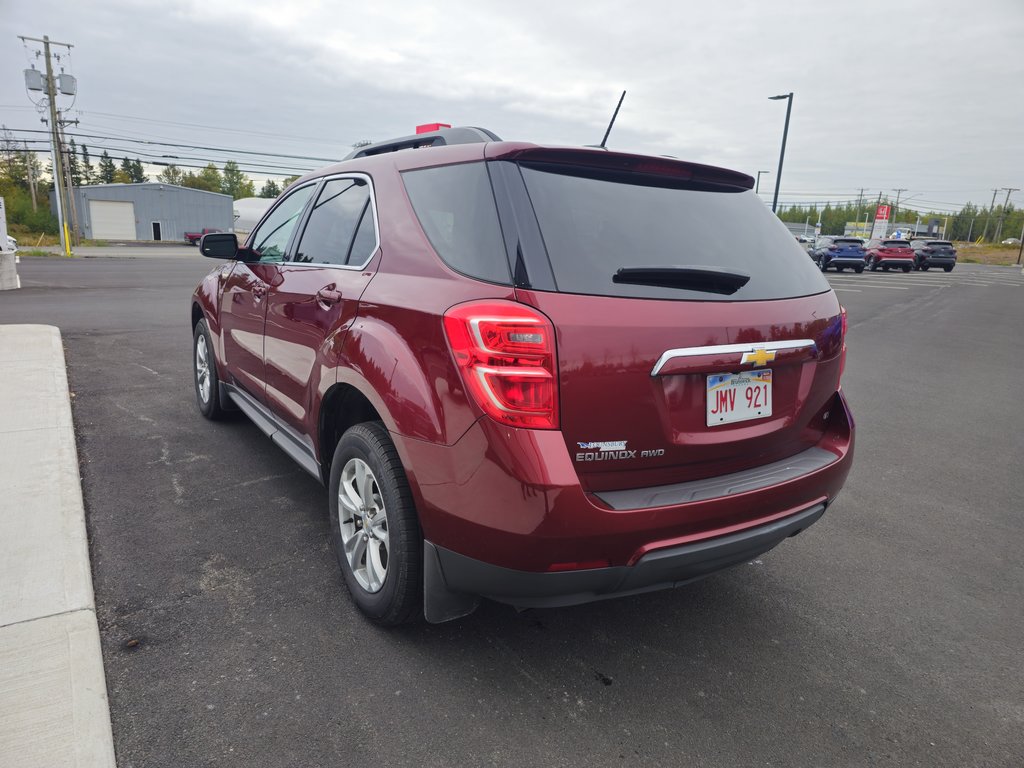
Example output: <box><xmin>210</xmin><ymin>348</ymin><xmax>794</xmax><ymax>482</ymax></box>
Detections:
<box><xmin>89</xmin><ymin>200</ymin><xmax>137</xmax><ymax>240</ymax></box>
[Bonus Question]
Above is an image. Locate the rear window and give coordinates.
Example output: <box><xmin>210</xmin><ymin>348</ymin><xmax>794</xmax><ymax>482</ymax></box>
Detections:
<box><xmin>834</xmin><ymin>239</ymin><xmax>863</xmax><ymax>246</ymax></box>
<box><xmin>883</xmin><ymin>240</ymin><xmax>911</xmax><ymax>248</ymax></box>
<box><xmin>928</xmin><ymin>241</ymin><xmax>953</xmax><ymax>247</ymax></box>
<box><xmin>519</xmin><ymin>165</ymin><xmax>829</xmax><ymax>301</ymax></box>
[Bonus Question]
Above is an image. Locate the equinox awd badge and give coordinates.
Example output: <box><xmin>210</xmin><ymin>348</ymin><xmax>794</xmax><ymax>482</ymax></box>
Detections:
<box><xmin>575</xmin><ymin>440</ymin><xmax>665</xmax><ymax>462</ymax></box>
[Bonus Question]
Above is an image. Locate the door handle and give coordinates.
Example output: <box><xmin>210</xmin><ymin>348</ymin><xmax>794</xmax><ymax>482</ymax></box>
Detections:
<box><xmin>316</xmin><ymin>287</ymin><xmax>342</xmax><ymax>305</ymax></box>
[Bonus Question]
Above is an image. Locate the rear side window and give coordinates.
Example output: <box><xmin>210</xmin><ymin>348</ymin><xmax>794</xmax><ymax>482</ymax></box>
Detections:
<box><xmin>293</xmin><ymin>177</ymin><xmax>375</xmax><ymax>266</ymax></box>
<box><xmin>402</xmin><ymin>163</ymin><xmax>511</xmax><ymax>284</ymax></box>
<box><xmin>519</xmin><ymin>165</ymin><xmax>829</xmax><ymax>301</ymax></box>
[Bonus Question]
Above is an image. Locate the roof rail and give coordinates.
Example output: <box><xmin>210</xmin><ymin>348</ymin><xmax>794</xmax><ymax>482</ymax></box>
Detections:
<box><xmin>343</xmin><ymin>126</ymin><xmax>501</xmax><ymax>160</ymax></box>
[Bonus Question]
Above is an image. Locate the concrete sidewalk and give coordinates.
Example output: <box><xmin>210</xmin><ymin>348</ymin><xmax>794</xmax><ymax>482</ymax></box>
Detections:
<box><xmin>0</xmin><ymin>325</ymin><xmax>116</xmax><ymax>767</ymax></box>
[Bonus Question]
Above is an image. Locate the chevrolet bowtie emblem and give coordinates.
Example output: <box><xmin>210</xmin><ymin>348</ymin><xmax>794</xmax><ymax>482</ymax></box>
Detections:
<box><xmin>741</xmin><ymin>348</ymin><xmax>777</xmax><ymax>366</ymax></box>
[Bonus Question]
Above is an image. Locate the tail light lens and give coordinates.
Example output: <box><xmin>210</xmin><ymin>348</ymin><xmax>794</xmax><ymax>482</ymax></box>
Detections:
<box><xmin>443</xmin><ymin>301</ymin><xmax>559</xmax><ymax>429</ymax></box>
<box><xmin>839</xmin><ymin>305</ymin><xmax>848</xmax><ymax>383</ymax></box>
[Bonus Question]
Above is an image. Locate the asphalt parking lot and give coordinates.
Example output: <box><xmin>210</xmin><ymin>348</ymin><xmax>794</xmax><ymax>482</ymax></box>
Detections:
<box><xmin>2</xmin><ymin>253</ymin><xmax>1022</xmax><ymax>767</ymax></box>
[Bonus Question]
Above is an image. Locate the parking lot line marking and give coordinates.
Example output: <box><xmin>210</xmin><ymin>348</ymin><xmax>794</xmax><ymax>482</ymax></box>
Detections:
<box><xmin>827</xmin><ymin>281</ymin><xmax>909</xmax><ymax>290</ymax></box>
<box><xmin>831</xmin><ymin>287</ymin><xmax>862</xmax><ymax>292</ymax></box>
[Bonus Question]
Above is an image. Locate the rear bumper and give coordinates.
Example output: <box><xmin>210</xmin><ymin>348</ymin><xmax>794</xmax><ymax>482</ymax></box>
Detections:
<box><xmin>918</xmin><ymin>257</ymin><xmax>956</xmax><ymax>267</ymax></box>
<box><xmin>875</xmin><ymin>257</ymin><xmax>913</xmax><ymax>267</ymax></box>
<box><xmin>825</xmin><ymin>257</ymin><xmax>865</xmax><ymax>267</ymax></box>
<box><xmin>395</xmin><ymin>390</ymin><xmax>854</xmax><ymax>576</ymax></box>
<box><xmin>426</xmin><ymin>501</ymin><xmax>826</xmax><ymax>609</ymax></box>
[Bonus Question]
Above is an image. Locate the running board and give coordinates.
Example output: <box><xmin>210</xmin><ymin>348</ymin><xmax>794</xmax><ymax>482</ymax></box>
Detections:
<box><xmin>223</xmin><ymin>384</ymin><xmax>322</xmax><ymax>481</ymax></box>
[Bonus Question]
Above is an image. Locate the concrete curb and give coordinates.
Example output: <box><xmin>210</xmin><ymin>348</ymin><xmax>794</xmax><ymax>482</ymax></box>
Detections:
<box><xmin>0</xmin><ymin>325</ymin><xmax>116</xmax><ymax>767</ymax></box>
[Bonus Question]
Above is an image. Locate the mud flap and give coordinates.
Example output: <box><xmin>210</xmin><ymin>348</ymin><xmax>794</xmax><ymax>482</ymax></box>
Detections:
<box><xmin>423</xmin><ymin>540</ymin><xmax>481</xmax><ymax>624</ymax></box>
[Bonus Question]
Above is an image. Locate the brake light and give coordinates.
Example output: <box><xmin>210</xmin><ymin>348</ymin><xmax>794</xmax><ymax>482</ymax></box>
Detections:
<box><xmin>443</xmin><ymin>301</ymin><xmax>559</xmax><ymax>429</ymax></box>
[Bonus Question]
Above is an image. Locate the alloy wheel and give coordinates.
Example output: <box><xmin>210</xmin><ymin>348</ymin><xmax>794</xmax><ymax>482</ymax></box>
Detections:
<box><xmin>338</xmin><ymin>457</ymin><xmax>389</xmax><ymax>593</ymax></box>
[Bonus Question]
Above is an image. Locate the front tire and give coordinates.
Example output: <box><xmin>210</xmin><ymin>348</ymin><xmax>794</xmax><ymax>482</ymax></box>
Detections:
<box><xmin>329</xmin><ymin>422</ymin><xmax>423</xmax><ymax>626</ymax></box>
<box><xmin>869</xmin><ymin>258</ymin><xmax>878</xmax><ymax>272</ymax></box>
<box><xmin>193</xmin><ymin>319</ymin><xmax>225</xmax><ymax>420</ymax></box>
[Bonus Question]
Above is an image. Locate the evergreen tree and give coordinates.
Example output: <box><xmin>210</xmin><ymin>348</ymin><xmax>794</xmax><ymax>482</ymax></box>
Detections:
<box><xmin>259</xmin><ymin>179</ymin><xmax>281</xmax><ymax>198</ymax></box>
<box><xmin>220</xmin><ymin>161</ymin><xmax>255</xmax><ymax>198</ymax></box>
<box><xmin>66</xmin><ymin>138</ymin><xmax>82</xmax><ymax>187</ymax></box>
<box><xmin>119</xmin><ymin>156</ymin><xmax>134</xmax><ymax>182</ymax></box>
<box><xmin>130</xmin><ymin>158</ymin><xmax>147</xmax><ymax>184</ymax></box>
<box><xmin>80</xmin><ymin>144</ymin><xmax>94</xmax><ymax>184</ymax></box>
<box><xmin>97</xmin><ymin>151</ymin><xmax>116</xmax><ymax>183</ymax></box>
<box><xmin>281</xmin><ymin>175</ymin><xmax>299</xmax><ymax>189</ymax></box>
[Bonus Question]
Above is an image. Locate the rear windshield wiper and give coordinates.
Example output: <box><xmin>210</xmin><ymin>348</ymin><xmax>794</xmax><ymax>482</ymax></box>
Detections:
<box><xmin>613</xmin><ymin>266</ymin><xmax>751</xmax><ymax>295</ymax></box>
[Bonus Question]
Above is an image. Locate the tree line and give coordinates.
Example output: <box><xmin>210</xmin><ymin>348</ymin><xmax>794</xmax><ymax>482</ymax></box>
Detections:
<box><xmin>777</xmin><ymin>198</ymin><xmax>1022</xmax><ymax>243</ymax></box>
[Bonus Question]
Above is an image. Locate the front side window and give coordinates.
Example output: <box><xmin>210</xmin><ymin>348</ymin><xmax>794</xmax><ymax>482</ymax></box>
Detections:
<box><xmin>293</xmin><ymin>178</ymin><xmax>376</xmax><ymax>266</ymax></box>
<box><xmin>250</xmin><ymin>185</ymin><xmax>315</xmax><ymax>261</ymax></box>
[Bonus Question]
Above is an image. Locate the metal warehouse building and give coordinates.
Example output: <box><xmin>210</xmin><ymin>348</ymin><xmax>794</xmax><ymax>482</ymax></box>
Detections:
<box><xmin>54</xmin><ymin>183</ymin><xmax>233</xmax><ymax>242</ymax></box>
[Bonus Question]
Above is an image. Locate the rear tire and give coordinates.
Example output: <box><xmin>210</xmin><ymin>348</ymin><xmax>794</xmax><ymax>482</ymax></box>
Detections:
<box><xmin>193</xmin><ymin>319</ymin><xmax>225</xmax><ymax>420</ymax></box>
<box><xmin>869</xmin><ymin>259</ymin><xmax>878</xmax><ymax>272</ymax></box>
<box><xmin>902</xmin><ymin>265</ymin><xmax>911</xmax><ymax>273</ymax></box>
<box><xmin>818</xmin><ymin>259</ymin><xmax>828</xmax><ymax>272</ymax></box>
<box><xmin>329</xmin><ymin>422</ymin><xmax>423</xmax><ymax>626</ymax></box>
<box><xmin>854</xmin><ymin>266</ymin><xmax>864</xmax><ymax>274</ymax></box>
<box><xmin>944</xmin><ymin>265</ymin><xmax>954</xmax><ymax>272</ymax></box>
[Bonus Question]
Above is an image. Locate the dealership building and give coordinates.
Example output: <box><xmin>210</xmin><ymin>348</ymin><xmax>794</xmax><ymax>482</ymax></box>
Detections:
<box><xmin>53</xmin><ymin>183</ymin><xmax>233</xmax><ymax>242</ymax></box>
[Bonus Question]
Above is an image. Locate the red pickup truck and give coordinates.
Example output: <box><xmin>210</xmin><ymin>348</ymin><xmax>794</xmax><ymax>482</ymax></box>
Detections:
<box><xmin>184</xmin><ymin>228</ymin><xmax>222</xmax><ymax>246</ymax></box>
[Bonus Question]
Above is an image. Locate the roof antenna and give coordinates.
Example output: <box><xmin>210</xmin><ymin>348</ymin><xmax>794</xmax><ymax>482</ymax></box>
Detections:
<box><xmin>598</xmin><ymin>90</ymin><xmax>626</xmax><ymax>149</ymax></box>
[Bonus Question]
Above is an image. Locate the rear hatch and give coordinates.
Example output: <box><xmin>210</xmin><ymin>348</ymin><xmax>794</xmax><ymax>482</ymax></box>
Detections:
<box><xmin>924</xmin><ymin>241</ymin><xmax>956</xmax><ymax>257</ymax></box>
<box><xmin>831</xmin><ymin>239</ymin><xmax>865</xmax><ymax>258</ymax></box>
<box><xmin>880</xmin><ymin>240</ymin><xmax>913</xmax><ymax>258</ymax></box>
<box><xmin>501</xmin><ymin>152</ymin><xmax>843</xmax><ymax>492</ymax></box>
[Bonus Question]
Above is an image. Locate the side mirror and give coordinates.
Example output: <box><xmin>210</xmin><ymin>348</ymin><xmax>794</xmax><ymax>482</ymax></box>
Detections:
<box><xmin>200</xmin><ymin>232</ymin><xmax>239</xmax><ymax>259</ymax></box>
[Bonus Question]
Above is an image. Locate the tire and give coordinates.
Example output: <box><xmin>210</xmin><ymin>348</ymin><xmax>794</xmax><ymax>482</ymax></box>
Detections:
<box><xmin>193</xmin><ymin>319</ymin><xmax>226</xmax><ymax>420</ymax></box>
<box><xmin>944</xmin><ymin>266</ymin><xmax>954</xmax><ymax>272</ymax></box>
<box><xmin>329</xmin><ymin>422</ymin><xmax>422</xmax><ymax>626</ymax></box>
<box><xmin>902</xmin><ymin>265</ymin><xmax>911</xmax><ymax>273</ymax></box>
<box><xmin>854</xmin><ymin>266</ymin><xmax>864</xmax><ymax>274</ymax></box>
<box><xmin>818</xmin><ymin>259</ymin><xmax>828</xmax><ymax>272</ymax></box>
<box><xmin>869</xmin><ymin>259</ymin><xmax>878</xmax><ymax>272</ymax></box>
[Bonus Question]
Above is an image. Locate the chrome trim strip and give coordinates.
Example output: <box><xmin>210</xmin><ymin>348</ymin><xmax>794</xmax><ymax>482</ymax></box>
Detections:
<box><xmin>650</xmin><ymin>339</ymin><xmax>817</xmax><ymax>376</ymax></box>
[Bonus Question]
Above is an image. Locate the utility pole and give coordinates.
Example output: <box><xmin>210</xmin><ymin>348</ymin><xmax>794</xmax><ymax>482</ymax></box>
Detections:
<box><xmin>993</xmin><ymin>187</ymin><xmax>1019</xmax><ymax>244</ymax></box>
<box><xmin>980</xmin><ymin>188</ymin><xmax>999</xmax><ymax>242</ymax></box>
<box><xmin>892</xmin><ymin>188</ymin><xmax>907</xmax><ymax>235</ymax></box>
<box><xmin>24</xmin><ymin>141</ymin><xmax>38</xmax><ymax>212</ymax></box>
<box><xmin>58</xmin><ymin>113</ymin><xmax>81</xmax><ymax>245</ymax></box>
<box><xmin>18</xmin><ymin>34</ymin><xmax>74</xmax><ymax>257</ymax></box>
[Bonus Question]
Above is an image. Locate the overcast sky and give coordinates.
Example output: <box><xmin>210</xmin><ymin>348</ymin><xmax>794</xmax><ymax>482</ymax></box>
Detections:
<box><xmin>2</xmin><ymin>0</ymin><xmax>1022</xmax><ymax>213</ymax></box>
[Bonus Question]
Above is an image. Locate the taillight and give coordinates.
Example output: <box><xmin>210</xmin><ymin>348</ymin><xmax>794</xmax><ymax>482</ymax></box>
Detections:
<box><xmin>923</xmin><ymin>247</ymin><xmax>933</xmax><ymax>253</ymax></box>
<box><xmin>443</xmin><ymin>301</ymin><xmax>558</xmax><ymax>429</ymax></box>
<box><xmin>839</xmin><ymin>305</ymin><xmax>848</xmax><ymax>383</ymax></box>
<box><xmin>828</xmin><ymin>245</ymin><xmax>838</xmax><ymax>251</ymax></box>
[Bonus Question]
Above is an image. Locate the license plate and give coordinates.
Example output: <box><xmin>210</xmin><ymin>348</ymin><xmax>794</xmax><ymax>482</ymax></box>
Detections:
<box><xmin>707</xmin><ymin>370</ymin><xmax>772</xmax><ymax>426</ymax></box>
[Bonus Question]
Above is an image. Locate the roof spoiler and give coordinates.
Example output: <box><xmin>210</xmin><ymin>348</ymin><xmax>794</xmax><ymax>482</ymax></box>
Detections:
<box><xmin>343</xmin><ymin>126</ymin><xmax>502</xmax><ymax>160</ymax></box>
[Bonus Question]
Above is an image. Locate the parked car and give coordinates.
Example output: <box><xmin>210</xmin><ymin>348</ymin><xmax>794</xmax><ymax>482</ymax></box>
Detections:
<box><xmin>910</xmin><ymin>240</ymin><xmax>957</xmax><ymax>272</ymax></box>
<box><xmin>865</xmin><ymin>239</ymin><xmax>914</xmax><ymax>272</ymax></box>
<box><xmin>1002</xmin><ymin>238</ymin><xmax>1021</xmax><ymax>246</ymax></box>
<box><xmin>810</xmin><ymin>236</ymin><xmax>866</xmax><ymax>273</ymax></box>
<box><xmin>185</xmin><ymin>227</ymin><xmax>222</xmax><ymax>246</ymax></box>
<box><xmin>190</xmin><ymin>126</ymin><xmax>854</xmax><ymax>625</ymax></box>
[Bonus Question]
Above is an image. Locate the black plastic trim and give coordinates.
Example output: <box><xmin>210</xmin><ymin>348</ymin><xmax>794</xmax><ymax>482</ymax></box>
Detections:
<box><xmin>429</xmin><ymin>502</ymin><xmax>826</xmax><ymax>610</ymax></box>
<box><xmin>223</xmin><ymin>383</ymin><xmax>322</xmax><ymax>480</ymax></box>
<box><xmin>594</xmin><ymin>447</ymin><xmax>837</xmax><ymax>510</ymax></box>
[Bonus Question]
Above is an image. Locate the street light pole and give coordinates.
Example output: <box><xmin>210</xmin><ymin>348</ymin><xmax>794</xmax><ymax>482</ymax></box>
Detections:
<box><xmin>755</xmin><ymin>170</ymin><xmax>770</xmax><ymax>195</ymax></box>
<box><xmin>768</xmin><ymin>92</ymin><xmax>793</xmax><ymax>214</ymax></box>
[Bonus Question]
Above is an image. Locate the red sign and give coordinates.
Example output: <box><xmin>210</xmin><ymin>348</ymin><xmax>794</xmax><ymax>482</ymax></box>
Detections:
<box><xmin>876</xmin><ymin>204</ymin><xmax>890</xmax><ymax>220</ymax></box>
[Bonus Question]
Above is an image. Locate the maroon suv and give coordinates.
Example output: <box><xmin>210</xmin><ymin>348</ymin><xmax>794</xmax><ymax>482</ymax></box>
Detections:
<box><xmin>191</xmin><ymin>126</ymin><xmax>854</xmax><ymax>625</ymax></box>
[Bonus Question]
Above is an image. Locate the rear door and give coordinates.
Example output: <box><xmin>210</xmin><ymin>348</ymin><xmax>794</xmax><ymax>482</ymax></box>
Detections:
<box><xmin>499</xmin><ymin>159</ymin><xmax>843</xmax><ymax>492</ymax></box>
<box><xmin>263</xmin><ymin>175</ymin><xmax>380</xmax><ymax>440</ymax></box>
